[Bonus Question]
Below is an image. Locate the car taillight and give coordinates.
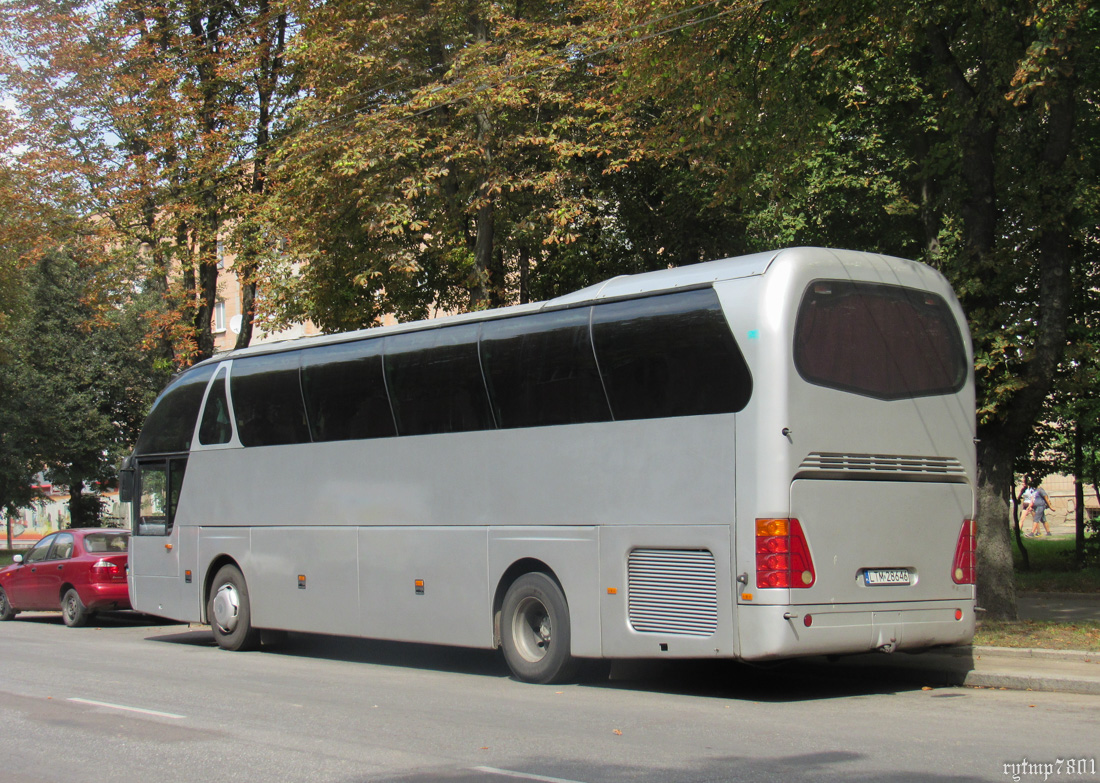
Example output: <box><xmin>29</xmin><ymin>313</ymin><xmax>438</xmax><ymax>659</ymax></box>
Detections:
<box><xmin>952</xmin><ymin>519</ymin><xmax>976</xmax><ymax>584</ymax></box>
<box><xmin>756</xmin><ymin>518</ymin><xmax>816</xmax><ymax>589</ymax></box>
<box><xmin>92</xmin><ymin>559</ymin><xmax>124</xmax><ymax>581</ymax></box>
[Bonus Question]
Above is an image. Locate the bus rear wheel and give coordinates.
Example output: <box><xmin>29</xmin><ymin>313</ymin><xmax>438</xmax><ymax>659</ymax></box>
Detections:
<box><xmin>500</xmin><ymin>572</ymin><xmax>578</xmax><ymax>684</ymax></box>
<box><xmin>208</xmin><ymin>564</ymin><xmax>261</xmax><ymax>651</ymax></box>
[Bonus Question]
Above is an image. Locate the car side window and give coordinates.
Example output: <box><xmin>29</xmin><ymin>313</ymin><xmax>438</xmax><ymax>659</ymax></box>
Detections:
<box><xmin>24</xmin><ymin>535</ymin><xmax>56</xmax><ymax>563</ymax></box>
<box><xmin>51</xmin><ymin>533</ymin><xmax>74</xmax><ymax>560</ymax></box>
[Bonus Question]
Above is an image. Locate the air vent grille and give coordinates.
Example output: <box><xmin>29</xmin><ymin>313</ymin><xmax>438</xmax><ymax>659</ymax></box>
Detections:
<box><xmin>628</xmin><ymin>549</ymin><xmax>718</xmax><ymax>637</ymax></box>
<box><xmin>798</xmin><ymin>452</ymin><xmax>967</xmax><ymax>481</ymax></box>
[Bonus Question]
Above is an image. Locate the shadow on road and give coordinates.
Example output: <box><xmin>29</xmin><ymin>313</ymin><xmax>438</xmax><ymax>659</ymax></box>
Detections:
<box><xmin>143</xmin><ymin>625</ymin><xmax>945</xmax><ymax>702</ymax></box>
<box><xmin>14</xmin><ymin>610</ymin><xmax>185</xmax><ymax>629</ymax></box>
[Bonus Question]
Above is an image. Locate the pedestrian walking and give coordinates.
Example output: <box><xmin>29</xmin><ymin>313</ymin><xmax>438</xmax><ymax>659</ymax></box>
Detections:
<box><xmin>1025</xmin><ymin>477</ymin><xmax>1055</xmax><ymax>537</ymax></box>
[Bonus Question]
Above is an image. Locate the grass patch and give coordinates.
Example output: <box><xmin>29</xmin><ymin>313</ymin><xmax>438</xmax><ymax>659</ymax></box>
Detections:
<box><xmin>1011</xmin><ymin>534</ymin><xmax>1100</xmax><ymax>593</ymax></box>
<box><xmin>975</xmin><ymin>620</ymin><xmax>1100</xmax><ymax>652</ymax></box>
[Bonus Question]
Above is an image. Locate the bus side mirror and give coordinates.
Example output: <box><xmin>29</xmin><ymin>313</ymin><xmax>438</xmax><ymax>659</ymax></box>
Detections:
<box><xmin>119</xmin><ymin>468</ymin><xmax>135</xmax><ymax>503</ymax></box>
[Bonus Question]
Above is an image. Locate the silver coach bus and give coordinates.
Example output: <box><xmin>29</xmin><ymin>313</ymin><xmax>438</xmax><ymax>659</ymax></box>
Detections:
<box><xmin>121</xmin><ymin>247</ymin><xmax>977</xmax><ymax>683</ymax></box>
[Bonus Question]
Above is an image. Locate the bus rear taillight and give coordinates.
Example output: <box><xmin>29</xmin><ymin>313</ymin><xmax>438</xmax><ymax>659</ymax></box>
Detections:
<box><xmin>952</xmin><ymin>519</ymin><xmax>976</xmax><ymax>584</ymax></box>
<box><xmin>756</xmin><ymin>518</ymin><xmax>816</xmax><ymax>589</ymax></box>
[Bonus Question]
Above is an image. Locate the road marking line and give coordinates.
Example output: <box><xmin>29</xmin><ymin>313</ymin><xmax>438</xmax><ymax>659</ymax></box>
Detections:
<box><xmin>471</xmin><ymin>767</ymin><xmax>589</xmax><ymax>783</ymax></box>
<box><xmin>67</xmin><ymin>698</ymin><xmax>185</xmax><ymax>720</ymax></box>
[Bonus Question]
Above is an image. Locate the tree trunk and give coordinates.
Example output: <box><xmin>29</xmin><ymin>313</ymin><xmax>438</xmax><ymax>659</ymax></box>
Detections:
<box><xmin>1012</xmin><ymin>481</ymin><xmax>1029</xmax><ymax>572</ymax></box>
<box><xmin>975</xmin><ymin>436</ymin><xmax>1018</xmax><ymax>620</ymax></box>
<box><xmin>1075</xmin><ymin>419</ymin><xmax>1086</xmax><ymax>567</ymax></box>
<box><xmin>66</xmin><ymin>479</ymin><xmax>101</xmax><ymax>528</ymax></box>
<box><xmin>235</xmin><ymin>277</ymin><xmax>257</xmax><ymax>350</ymax></box>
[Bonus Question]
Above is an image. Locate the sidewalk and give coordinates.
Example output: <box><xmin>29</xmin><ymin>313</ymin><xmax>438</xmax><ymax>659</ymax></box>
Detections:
<box><xmin>816</xmin><ymin>592</ymin><xmax>1100</xmax><ymax>695</ymax></box>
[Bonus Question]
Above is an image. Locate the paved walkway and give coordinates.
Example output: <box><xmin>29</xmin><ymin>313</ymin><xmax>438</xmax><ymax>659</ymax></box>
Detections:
<box><xmin>818</xmin><ymin>592</ymin><xmax>1100</xmax><ymax>695</ymax></box>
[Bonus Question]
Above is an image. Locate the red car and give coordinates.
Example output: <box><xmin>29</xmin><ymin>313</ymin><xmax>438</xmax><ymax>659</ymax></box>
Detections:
<box><xmin>0</xmin><ymin>528</ymin><xmax>131</xmax><ymax>627</ymax></box>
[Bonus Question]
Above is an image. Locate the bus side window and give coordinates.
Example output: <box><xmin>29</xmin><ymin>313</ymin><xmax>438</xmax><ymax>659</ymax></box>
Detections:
<box><xmin>198</xmin><ymin>368</ymin><xmax>233</xmax><ymax>445</ymax></box>
<box><xmin>300</xmin><ymin>339</ymin><xmax>397</xmax><ymax>441</ymax></box>
<box><xmin>231</xmin><ymin>352</ymin><xmax>311</xmax><ymax>447</ymax></box>
<box><xmin>480</xmin><ymin>308</ymin><xmax>610</xmax><ymax>428</ymax></box>
<box><xmin>384</xmin><ymin>324</ymin><xmax>494</xmax><ymax>436</ymax></box>
<box><xmin>592</xmin><ymin>288</ymin><xmax>753</xmax><ymax>420</ymax></box>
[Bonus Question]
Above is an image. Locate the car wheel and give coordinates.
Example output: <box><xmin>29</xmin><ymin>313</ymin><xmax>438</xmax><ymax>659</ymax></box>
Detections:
<box><xmin>62</xmin><ymin>588</ymin><xmax>91</xmax><ymax>627</ymax></box>
<box><xmin>0</xmin><ymin>587</ymin><xmax>17</xmax><ymax>621</ymax></box>
<box><xmin>208</xmin><ymin>564</ymin><xmax>261</xmax><ymax>651</ymax></box>
<box><xmin>500</xmin><ymin>572</ymin><xmax>578</xmax><ymax>684</ymax></box>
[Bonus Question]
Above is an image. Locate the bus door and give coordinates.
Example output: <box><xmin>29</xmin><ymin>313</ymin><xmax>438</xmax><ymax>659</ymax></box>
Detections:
<box><xmin>128</xmin><ymin>456</ymin><xmax>188</xmax><ymax>613</ymax></box>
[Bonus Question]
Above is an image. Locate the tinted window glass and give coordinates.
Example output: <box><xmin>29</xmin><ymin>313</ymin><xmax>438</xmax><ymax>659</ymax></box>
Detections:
<box><xmin>134</xmin><ymin>457</ymin><xmax>187</xmax><ymax>536</ymax></box>
<box><xmin>133</xmin><ymin>365</ymin><xmax>216</xmax><ymax>455</ymax></box>
<box><xmin>51</xmin><ymin>533</ymin><xmax>74</xmax><ymax>559</ymax></box>
<box><xmin>25</xmin><ymin>534</ymin><xmax>55</xmax><ymax>563</ymax></box>
<box><xmin>198</xmin><ymin>368</ymin><xmax>233</xmax><ymax>445</ymax></box>
<box><xmin>231</xmin><ymin>353</ymin><xmax>311</xmax><ymax>447</ymax></box>
<box><xmin>83</xmin><ymin>532</ymin><xmax>130</xmax><ymax>553</ymax></box>
<box><xmin>384</xmin><ymin>324</ymin><xmax>493</xmax><ymax>436</ymax></box>
<box><xmin>481</xmin><ymin>309</ymin><xmax>610</xmax><ymax>428</ymax></box>
<box><xmin>301</xmin><ymin>340</ymin><xmax>396</xmax><ymax>441</ymax></box>
<box><xmin>794</xmin><ymin>280</ymin><xmax>968</xmax><ymax>400</ymax></box>
<box><xmin>593</xmin><ymin>288</ymin><xmax>752</xmax><ymax>419</ymax></box>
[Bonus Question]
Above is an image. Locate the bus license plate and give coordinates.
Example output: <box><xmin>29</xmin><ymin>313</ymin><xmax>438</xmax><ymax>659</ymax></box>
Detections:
<box><xmin>864</xmin><ymin>569</ymin><xmax>910</xmax><ymax>586</ymax></box>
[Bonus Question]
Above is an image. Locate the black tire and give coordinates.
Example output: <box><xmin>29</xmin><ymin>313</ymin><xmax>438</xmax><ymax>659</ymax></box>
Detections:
<box><xmin>0</xmin><ymin>587</ymin><xmax>17</xmax><ymax>621</ymax></box>
<box><xmin>62</xmin><ymin>588</ymin><xmax>91</xmax><ymax>627</ymax></box>
<box><xmin>208</xmin><ymin>564</ymin><xmax>261</xmax><ymax>651</ymax></box>
<box><xmin>500</xmin><ymin>572</ymin><xmax>578</xmax><ymax>684</ymax></box>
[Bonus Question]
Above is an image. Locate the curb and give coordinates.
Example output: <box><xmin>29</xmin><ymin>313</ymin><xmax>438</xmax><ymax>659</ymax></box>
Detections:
<box><xmin>803</xmin><ymin>645</ymin><xmax>1100</xmax><ymax>696</ymax></box>
<box><xmin>972</xmin><ymin>645</ymin><xmax>1099</xmax><ymax>664</ymax></box>
<box><xmin>962</xmin><ymin>670</ymin><xmax>1100</xmax><ymax>695</ymax></box>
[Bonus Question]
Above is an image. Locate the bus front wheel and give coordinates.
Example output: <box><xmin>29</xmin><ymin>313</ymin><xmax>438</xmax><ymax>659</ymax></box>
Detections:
<box><xmin>500</xmin><ymin>572</ymin><xmax>578</xmax><ymax>684</ymax></box>
<box><xmin>208</xmin><ymin>564</ymin><xmax>261</xmax><ymax>651</ymax></box>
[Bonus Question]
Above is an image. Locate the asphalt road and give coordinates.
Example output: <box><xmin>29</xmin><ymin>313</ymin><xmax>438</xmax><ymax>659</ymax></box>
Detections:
<box><xmin>1</xmin><ymin>612</ymin><xmax>1097</xmax><ymax>783</ymax></box>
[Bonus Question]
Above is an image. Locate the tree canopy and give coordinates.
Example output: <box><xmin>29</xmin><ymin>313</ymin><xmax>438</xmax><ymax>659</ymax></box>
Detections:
<box><xmin>0</xmin><ymin>0</ymin><xmax>1096</xmax><ymax>613</ymax></box>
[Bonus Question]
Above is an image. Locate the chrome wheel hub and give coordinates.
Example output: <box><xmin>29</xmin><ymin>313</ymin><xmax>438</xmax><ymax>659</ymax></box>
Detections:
<box><xmin>513</xmin><ymin>596</ymin><xmax>551</xmax><ymax>663</ymax></box>
<box><xmin>212</xmin><ymin>583</ymin><xmax>241</xmax><ymax>634</ymax></box>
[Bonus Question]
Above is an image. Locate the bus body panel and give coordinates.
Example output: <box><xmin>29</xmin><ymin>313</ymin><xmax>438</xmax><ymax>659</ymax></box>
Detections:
<box><xmin>598</xmin><ymin>525</ymin><xmax>735</xmax><ymax>658</ymax></box>
<box><xmin>489</xmin><ymin>527</ymin><xmax>601</xmax><ymax>657</ymax></box>
<box><xmin>129</xmin><ymin>530</ymin><xmax>181</xmax><ymax>618</ymax></box>
<box><xmin>197</xmin><ymin>527</ymin><xmax>251</xmax><ymax>621</ymax></box>
<box><xmin>359</xmin><ymin>526</ymin><xmax>491</xmax><ymax>647</ymax></box>
<box><xmin>169</xmin><ymin>417</ymin><xmax>736</xmax><ymax>533</ymax></box>
<box><xmin>737</xmin><ymin>600</ymin><xmax>975</xmax><ymax>660</ymax></box>
<box><xmin>248</xmin><ymin>526</ymin><xmax>360</xmax><ymax>636</ymax></box>
<box><xmin>789</xmin><ymin>479</ymin><xmax>974</xmax><ymax>605</ymax></box>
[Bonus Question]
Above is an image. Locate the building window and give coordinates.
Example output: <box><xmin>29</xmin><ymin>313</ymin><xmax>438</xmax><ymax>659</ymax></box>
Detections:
<box><xmin>214</xmin><ymin>301</ymin><xmax>226</xmax><ymax>334</ymax></box>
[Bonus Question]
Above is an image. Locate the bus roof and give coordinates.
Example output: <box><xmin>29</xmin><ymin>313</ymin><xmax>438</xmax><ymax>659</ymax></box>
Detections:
<box><xmin>201</xmin><ymin>246</ymin><xmax>928</xmax><ymax>365</ymax></box>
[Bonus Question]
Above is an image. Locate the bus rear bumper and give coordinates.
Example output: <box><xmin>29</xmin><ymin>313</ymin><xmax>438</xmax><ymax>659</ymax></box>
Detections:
<box><xmin>736</xmin><ymin>600</ymin><xmax>976</xmax><ymax>661</ymax></box>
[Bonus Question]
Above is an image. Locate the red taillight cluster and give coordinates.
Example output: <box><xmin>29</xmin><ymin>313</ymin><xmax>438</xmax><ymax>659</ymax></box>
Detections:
<box><xmin>952</xmin><ymin>519</ymin><xmax>976</xmax><ymax>584</ymax></box>
<box><xmin>756</xmin><ymin>518</ymin><xmax>816</xmax><ymax>589</ymax></box>
<box><xmin>91</xmin><ymin>559</ymin><xmax>124</xmax><ymax>582</ymax></box>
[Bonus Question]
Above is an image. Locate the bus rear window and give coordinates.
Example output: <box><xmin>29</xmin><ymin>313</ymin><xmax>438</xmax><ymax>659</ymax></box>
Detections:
<box><xmin>794</xmin><ymin>280</ymin><xmax>967</xmax><ymax>400</ymax></box>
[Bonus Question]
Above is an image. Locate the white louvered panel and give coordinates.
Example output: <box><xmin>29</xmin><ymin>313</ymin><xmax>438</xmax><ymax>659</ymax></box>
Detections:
<box><xmin>798</xmin><ymin>452</ymin><xmax>967</xmax><ymax>479</ymax></box>
<box><xmin>628</xmin><ymin>549</ymin><xmax>718</xmax><ymax>637</ymax></box>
